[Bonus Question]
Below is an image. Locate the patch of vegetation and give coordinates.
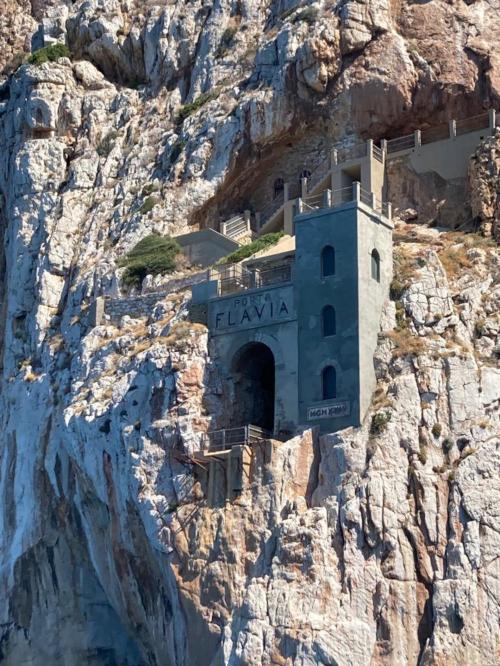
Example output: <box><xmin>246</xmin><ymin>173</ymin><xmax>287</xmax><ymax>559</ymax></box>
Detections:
<box><xmin>385</xmin><ymin>329</ymin><xmax>426</xmax><ymax>358</ymax></box>
<box><xmin>370</xmin><ymin>411</ymin><xmax>391</xmax><ymax>436</ymax></box>
<box><xmin>418</xmin><ymin>445</ymin><xmax>428</xmax><ymax>465</ymax></box>
<box><xmin>176</xmin><ymin>90</ymin><xmax>220</xmax><ymax>124</ymax></box>
<box><xmin>28</xmin><ymin>43</ymin><xmax>71</xmax><ymax>66</ymax></box>
<box><xmin>217</xmin><ymin>231</ymin><xmax>284</xmax><ymax>265</ymax></box>
<box><xmin>390</xmin><ymin>278</ymin><xmax>406</xmax><ymax>301</ymax></box>
<box><xmin>216</xmin><ymin>27</ymin><xmax>238</xmax><ymax>58</ymax></box>
<box><xmin>438</xmin><ymin>244</ymin><xmax>472</xmax><ymax>279</ymax></box>
<box><xmin>170</xmin><ymin>139</ymin><xmax>186</xmax><ymax>164</ymax></box>
<box><xmin>141</xmin><ymin>182</ymin><xmax>160</xmax><ymax>197</ymax></box>
<box><xmin>118</xmin><ymin>234</ymin><xmax>181</xmax><ymax>287</ymax></box>
<box><xmin>475</xmin><ymin>318</ymin><xmax>487</xmax><ymax>337</ymax></box>
<box><xmin>139</xmin><ymin>196</ymin><xmax>159</xmax><ymax>216</ymax></box>
<box><xmin>96</xmin><ymin>131</ymin><xmax>118</xmax><ymax>158</ymax></box>
<box><xmin>431</xmin><ymin>423</ymin><xmax>442</xmax><ymax>438</ymax></box>
<box><xmin>443</xmin><ymin>437</ymin><xmax>454</xmax><ymax>453</ymax></box>
<box><xmin>291</xmin><ymin>7</ymin><xmax>319</xmax><ymax>24</ymax></box>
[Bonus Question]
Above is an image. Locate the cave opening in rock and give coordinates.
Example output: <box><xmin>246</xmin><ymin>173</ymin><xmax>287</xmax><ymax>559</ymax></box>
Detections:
<box><xmin>231</xmin><ymin>342</ymin><xmax>275</xmax><ymax>431</ymax></box>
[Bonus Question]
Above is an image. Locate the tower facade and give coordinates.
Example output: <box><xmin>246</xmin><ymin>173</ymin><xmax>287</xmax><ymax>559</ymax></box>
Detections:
<box><xmin>294</xmin><ymin>196</ymin><xmax>393</xmax><ymax>433</ymax></box>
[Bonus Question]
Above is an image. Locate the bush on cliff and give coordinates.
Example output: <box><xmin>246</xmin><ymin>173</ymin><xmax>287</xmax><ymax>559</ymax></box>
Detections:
<box><xmin>119</xmin><ymin>234</ymin><xmax>181</xmax><ymax>287</ymax></box>
<box><xmin>28</xmin><ymin>43</ymin><xmax>71</xmax><ymax>66</ymax></box>
<box><xmin>217</xmin><ymin>231</ymin><xmax>284</xmax><ymax>265</ymax></box>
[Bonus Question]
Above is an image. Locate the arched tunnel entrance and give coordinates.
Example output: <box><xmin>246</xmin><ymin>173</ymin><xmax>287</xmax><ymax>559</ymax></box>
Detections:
<box><xmin>231</xmin><ymin>342</ymin><xmax>275</xmax><ymax>431</ymax></box>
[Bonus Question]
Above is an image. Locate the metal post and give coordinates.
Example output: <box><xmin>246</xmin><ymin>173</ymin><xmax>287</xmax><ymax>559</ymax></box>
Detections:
<box><xmin>380</xmin><ymin>139</ymin><xmax>387</xmax><ymax>154</ymax></box>
<box><xmin>330</xmin><ymin>148</ymin><xmax>338</xmax><ymax>168</ymax></box>
<box><xmin>367</xmin><ymin>138</ymin><xmax>373</xmax><ymax>158</ymax></box>
<box><xmin>387</xmin><ymin>202</ymin><xmax>392</xmax><ymax>220</ymax></box>
<box><xmin>322</xmin><ymin>189</ymin><xmax>332</xmax><ymax>208</ymax></box>
<box><xmin>296</xmin><ymin>198</ymin><xmax>304</xmax><ymax>214</ymax></box>
<box><xmin>489</xmin><ymin>109</ymin><xmax>496</xmax><ymax>131</ymax></box>
<box><xmin>449</xmin><ymin>119</ymin><xmax>456</xmax><ymax>139</ymax></box>
<box><xmin>244</xmin><ymin>209</ymin><xmax>251</xmax><ymax>233</ymax></box>
<box><xmin>352</xmin><ymin>181</ymin><xmax>361</xmax><ymax>202</ymax></box>
<box><xmin>414</xmin><ymin>129</ymin><xmax>421</xmax><ymax>147</ymax></box>
<box><xmin>301</xmin><ymin>177</ymin><xmax>308</xmax><ymax>198</ymax></box>
<box><xmin>283</xmin><ymin>182</ymin><xmax>289</xmax><ymax>202</ymax></box>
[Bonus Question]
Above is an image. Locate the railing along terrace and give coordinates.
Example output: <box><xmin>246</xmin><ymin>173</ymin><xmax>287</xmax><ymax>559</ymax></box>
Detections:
<box><xmin>372</xmin><ymin>144</ymin><xmax>384</xmax><ymax>163</ymax></box>
<box><xmin>455</xmin><ymin>111</ymin><xmax>490</xmax><ymax>136</ymax></box>
<box><xmin>213</xmin><ymin>260</ymin><xmax>293</xmax><ymax>296</ymax></box>
<box><xmin>386</xmin><ymin>133</ymin><xmax>415</xmax><ymax>154</ymax></box>
<box><xmin>421</xmin><ymin>122</ymin><xmax>449</xmax><ymax>145</ymax></box>
<box><xmin>203</xmin><ymin>425</ymin><xmax>272</xmax><ymax>452</ymax></box>
<box><xmin>298</xmin><ymin>184</ymin><xmax>392</xmax><ymax>219</ymax></box>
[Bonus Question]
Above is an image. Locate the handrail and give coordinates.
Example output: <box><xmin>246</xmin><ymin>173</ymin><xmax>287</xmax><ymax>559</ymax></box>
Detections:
<box><xmin>203</xmin><ymin>424</ymin><xmax>272</xmax><ymax>452</ymax></box>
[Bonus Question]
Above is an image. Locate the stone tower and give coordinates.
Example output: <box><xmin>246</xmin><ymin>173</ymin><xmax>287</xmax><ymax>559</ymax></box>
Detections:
<box><xmin>294</xmin><ymin>146</ymin><xmax>393</xmax><ymax>433</ymax></box>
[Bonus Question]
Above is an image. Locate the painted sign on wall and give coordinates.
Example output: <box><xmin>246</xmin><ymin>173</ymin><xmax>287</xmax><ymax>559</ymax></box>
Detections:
<box><xmin>307</xmin><ymin>400</ymin><xmax>350</xmax><ymax>420</ymax></box>
<box><xmin>209</xmin><ymin>285</ymin><xmax>296</xmax><ymax>333</ymax></box>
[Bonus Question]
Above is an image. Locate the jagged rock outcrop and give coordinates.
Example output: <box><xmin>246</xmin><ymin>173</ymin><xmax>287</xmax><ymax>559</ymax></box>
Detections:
<box><xmin>469</xmin><ymin>128</ymin><xmax>500</xmax><ymax>240</ymax></box>
<box><xmin>0</xmin><ymin>1</ymin><xmax>498</xmax><ymax>665</ymax></box>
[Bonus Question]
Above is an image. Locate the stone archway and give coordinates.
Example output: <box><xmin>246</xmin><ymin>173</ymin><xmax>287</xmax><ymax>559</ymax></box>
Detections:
<box><xmin>230</xmin><ymin>342</ymin><xmax>275</xmax><ymax>431</ymax></box>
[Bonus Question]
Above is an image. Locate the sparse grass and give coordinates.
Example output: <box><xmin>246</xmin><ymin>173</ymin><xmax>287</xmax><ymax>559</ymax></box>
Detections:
<box><xmin>386</xmin><ymin>330</ymin><xmax>426</xmax><ymax>358</ymax></box>
<box><xmin>139</xmin><ymin>196</ymin><xmax>159</xmax><ymax>216</ymax></box>
<box><xmin>118</xmin><ymin>234</ymin><xmax>181</xmax><ymax>288</ymax></box>
<box><xmin>438</xmin><ymin>244</ymin><xmax>472</xmax><ymax>278</ymax></box>
<box><xmin>216</xmin><ymin>27</ymin><xmax>238</xmax><ymax>58</ymax></box>
<box><xmin>431</xmin><ymin>423</ymin><xmax>442</xmax><ymax>438</ymax></box>
<box><xmin>372</xmin><ymin>386</ymin><xmax>393</xmax><ymax>411</ymax></box>
<box><xmin>176</xmin><ymin>90</ymin><xmax>220</xmax><ymax>124</ymax></box>
<box><xmin>28</xmin><ymin>43</ymin><xmax>70</xmax><ymax>66</ymax></box>
<box><xmin>370</xmin><ymin>411</ymin><xmax>392</xmax><ymax>436</ymax></box>
<box><xmin>418</xmin><ymin>443</ymin><xmax>428</xmax><ymax>465</ymax></box>
<box><xmin>163</xmin><ymin>321</ymin><xmax>206</xmax><ymax>347</ymax></box>
<box><xmin>475</xmin><ymin>318</ymin><xmax>487</xmax><ymax>337</ymax></box>
<box><xmin>390</xmin><ymin>278</ymin><xmax>406</xmax><ymax>301</ymax></box>
<box><xmin>217</xmin><ymin>231</ymin><xmax>284</xmax><ymax>265</ymax></box>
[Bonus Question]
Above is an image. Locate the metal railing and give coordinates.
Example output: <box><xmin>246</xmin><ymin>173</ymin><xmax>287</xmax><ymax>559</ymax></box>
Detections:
<box><xmin>421</xmin><ymin>123</ymin><xmax>449</xmax><ymax>145</ymax></box>
<box><xmin>298</xmin><ymin>185</ymin><xmax>392</xmax><ymax>219</ymax></box>
<box><xmin>221</xmin><ymin>215</ymin><xmax>250</xmax><ymax>240</ymax></box>
<box><xmin>386</xmin><ymin>133</ymin><xmax>415</xmax><ymax>154</ymax></box>
<box><xmin>455</xmin><ymin>111</ymin><xmax>490</xmax><ymax>136</ymax></box>
<box><xmin>372</xmin><ymin>144</ymin><xmax>384</xmax><ymax>163</ymax></box>
<box><xmin>212</xmin><ymin>260</ymin><xmax>293</xmax><ymax>296</ymax></box>
<box><xmin>202</xmin><ymin>424</ymin><xmax>272</xmax><ymax>452</ymax></box>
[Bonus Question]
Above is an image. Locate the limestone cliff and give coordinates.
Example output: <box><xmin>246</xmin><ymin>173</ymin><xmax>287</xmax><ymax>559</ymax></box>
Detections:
<box><xmin>0</xmin><ymin>1</ymin><xmax>498</xmax><ymax>665</ymax></box>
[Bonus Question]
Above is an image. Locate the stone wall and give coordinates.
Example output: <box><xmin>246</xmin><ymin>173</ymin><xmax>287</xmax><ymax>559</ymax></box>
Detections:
<box><xmin>94</xmin><ymin>272</ymin><xmax>208</xmax><ymax>325</ymax></box>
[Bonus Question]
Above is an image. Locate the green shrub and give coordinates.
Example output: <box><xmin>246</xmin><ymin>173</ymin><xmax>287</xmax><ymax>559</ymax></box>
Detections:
<box><xmin>176</xmin><ymin>91</ymin><xmax>220</xmax><ymax>124</ymax></box>
<box><xmin>216</xmin><ymin>27</ymin><xmax>238</xmax><ymax>58</ymax></box>
<box><xmin>139</xmin><ymin>196</ymin><xmax>159</xmax><ymax>216</ymax></box>
<box><xmin>119</xmin><ymin>234</ymin><xmax>181</xmax><ymax>287</ymax></box>
<box><xmin>431</xmin><ymin>423</ymin><xmax>442</xmax><ymax>438</ymax></box>
<box><xmin>443</xmin><ymin>437</ymin><xmax>454</xmax><ymax>453</ymax></box>
<box><xmin>28</xmin><ymin>43</ymin><xmax>71</xmax><ymax>66</ymax></box>
<box><xmin>96</xmin><ymin>131</ymin><xmax>118</xmax><ymax>158</ymax></box>
<box><xmin>291</xmin><ymin>7</ymin><xmax>318</xmax><ymax>24</ymax></box>
<box><xmin>370</xmin><ymin>411</ymin><xmax>391</xmax><ymax>436</ymax></box>
<box><xmin>217</xmin><ymin>232</ymin><xmax>284</xmax><ymax>265</ymax></box>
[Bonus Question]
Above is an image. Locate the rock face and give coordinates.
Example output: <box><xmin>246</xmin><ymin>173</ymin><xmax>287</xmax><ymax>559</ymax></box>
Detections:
<box><xmin>0</xmin><ymin>1</ymin><xmax>498</xmax><ymax>665</ymax></box>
